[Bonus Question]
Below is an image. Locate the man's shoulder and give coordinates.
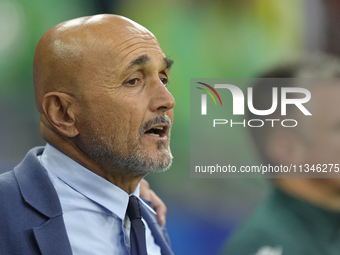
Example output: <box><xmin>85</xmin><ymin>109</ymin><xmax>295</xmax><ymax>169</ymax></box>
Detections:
<box><xmin>0</xmin><ymin>146</ymin><xmax>44</xmax><ymax>183</ymax></box>
<box><xmin>0</xmin><ymin>146</ymin><xmax>45</xmax><ymax>200</ymax></box>
<box><xmin>0</xmin><ymin>170</ymin><xmax>18</xmax><ymax>201</ymax></box>
<box><xmin>221</xmin><ymin>190</ymin><xmax>316</xmax><ymax>255</ymax></box>
<box><xmin>224</xmin><ymin>197</ymin><xmax>289</xmax><ymax>250</ymax></box>
<box><xmin>0</xmin><ymin>145</ymin><xmax>63</xmax><ymax>220</ymax></box>
<box><xmin>0</xmin><ymin>146</ymin><xmax>70</xmax><ymax>254</ymax></box>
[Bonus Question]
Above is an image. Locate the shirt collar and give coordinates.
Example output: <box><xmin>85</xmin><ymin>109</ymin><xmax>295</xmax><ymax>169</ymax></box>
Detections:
<box><xmin>40</xmin><ymin>143</ymin><xmax>155</xmax><ymax>220</ymax></box>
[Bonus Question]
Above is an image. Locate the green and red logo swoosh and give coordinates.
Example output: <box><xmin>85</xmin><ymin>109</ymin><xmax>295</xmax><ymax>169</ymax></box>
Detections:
<box><xmin>196</xmin><ymin>82</ymin><xmax>223</xmax><ymax>106</ymax></box>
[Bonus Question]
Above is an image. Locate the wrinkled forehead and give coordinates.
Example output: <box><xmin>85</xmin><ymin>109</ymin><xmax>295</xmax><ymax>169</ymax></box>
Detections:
<box><xmin>105</xmin><ymin>28</ymin><xmax>162</xmax><ymax>59</ymax></box>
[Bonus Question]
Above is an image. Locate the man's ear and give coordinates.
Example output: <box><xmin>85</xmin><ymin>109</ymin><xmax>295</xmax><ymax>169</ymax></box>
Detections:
<box><xmin>41</xmin><ymin>92</ymin><xmax>79</xmax><ymax>137</ymax></box>
<box><xmin>266</xmin><ymin>130</ymin><xmax>306</xmax><ymax>166</ymax></box>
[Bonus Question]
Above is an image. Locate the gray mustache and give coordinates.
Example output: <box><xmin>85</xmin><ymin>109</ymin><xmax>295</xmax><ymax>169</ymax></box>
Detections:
<box><xmin>139</xmin><ymin>115</ymin><xmax>172</xmax><ymax>135</ymax></box>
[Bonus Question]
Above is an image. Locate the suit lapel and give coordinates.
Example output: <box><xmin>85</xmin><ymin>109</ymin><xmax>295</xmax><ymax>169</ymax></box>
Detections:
<box><xmin>33</xmin><ymin>216</ymin><xmax>73</xmax><ymax>255</ymax></box>
<box><xmin>140</xmin><ymin>201</ymin><xmax>174</xmax><ymax>255</ymax></box>
<box><xmin>14</xmin><ymin>147</ymin><xmax>72</xmax><ymax>255</ymax></box>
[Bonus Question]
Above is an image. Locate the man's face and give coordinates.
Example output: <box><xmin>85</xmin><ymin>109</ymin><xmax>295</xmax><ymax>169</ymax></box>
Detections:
<box><xmin>74</xmin><ymin>25</ymin><xmax>175</xmax><ymax>177</ymax></box>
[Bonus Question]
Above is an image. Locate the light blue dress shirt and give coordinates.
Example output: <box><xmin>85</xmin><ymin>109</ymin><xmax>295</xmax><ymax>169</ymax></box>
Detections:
<box><xmin>38</xmin><ymin>143</ymin><xmax>161</xmax><ymax>255</ymax></box>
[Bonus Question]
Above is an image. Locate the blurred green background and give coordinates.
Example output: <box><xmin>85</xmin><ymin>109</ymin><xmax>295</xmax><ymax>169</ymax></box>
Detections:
<box><xmin>0</xmin><ymin>0</ymin><xmax>335</xmax><ymax>254</ymax></box>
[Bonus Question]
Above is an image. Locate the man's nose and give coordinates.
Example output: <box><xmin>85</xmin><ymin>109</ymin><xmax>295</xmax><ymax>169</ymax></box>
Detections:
<box><xmin>149</xmin><ymin>79</ymin><xmax>175</xmax><ymax>113</ymax></box>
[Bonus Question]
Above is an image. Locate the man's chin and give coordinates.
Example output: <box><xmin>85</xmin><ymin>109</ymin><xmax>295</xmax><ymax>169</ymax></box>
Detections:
<box><xmin>138</xmin><ymin>149</ymin><xmax>173</xmax><ymax>174</ymax></box>
<box><xmin>141</xmin><ymin>145</ymin><xmax>173</xmax><ymax>171</ymax></box>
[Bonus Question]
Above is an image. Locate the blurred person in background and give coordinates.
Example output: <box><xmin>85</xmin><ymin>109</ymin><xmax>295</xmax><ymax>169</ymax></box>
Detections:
<box><xmin>0</xmin><ymin>14</ymin><xmax>175</xmax><ymax>255</ymax></box>
<box><xmin>222</xmin><ymin>54</ymin><xmax>340</xmax><ymax>255</ymax></box>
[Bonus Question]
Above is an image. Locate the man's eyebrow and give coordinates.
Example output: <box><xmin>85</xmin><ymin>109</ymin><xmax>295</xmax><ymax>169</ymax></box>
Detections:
<box><xmin>127</xmin><ymin>54</ymin><xmax>174</xmax><ymax>70</ymax></box>
<box><xmin>164</xmin><ymin>57</ymin><xmax>174</xmax><ymax>69</ymax></box>
<box><xmin>127</xmin><ymin>54</ymin><xmax>151</xmax><ymax>69</ymax></box>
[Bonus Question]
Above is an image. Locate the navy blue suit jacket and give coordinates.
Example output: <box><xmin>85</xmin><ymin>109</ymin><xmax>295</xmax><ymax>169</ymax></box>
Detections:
<box><xmin>0</xmin><ymin>147</ymin><xmax>174</xmax><ymax>255</ymax></box>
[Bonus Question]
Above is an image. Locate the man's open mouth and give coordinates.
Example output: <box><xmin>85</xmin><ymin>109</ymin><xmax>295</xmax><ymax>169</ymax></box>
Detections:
<box><xmin>144</xmin><ymin>124</ymin><xmax>168</xmax><ymax>138</ymax></box>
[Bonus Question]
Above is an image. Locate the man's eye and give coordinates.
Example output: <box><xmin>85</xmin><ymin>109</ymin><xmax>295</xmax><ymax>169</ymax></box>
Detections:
<box><xmin>127</xmin><ymin>78</ymin><xmax>140</xmax><ymax>86</ymax></box>
<box><xmin>160</xmin><ymin>78</ymin><xmax>168</xmax><ymax>86</ymax></box>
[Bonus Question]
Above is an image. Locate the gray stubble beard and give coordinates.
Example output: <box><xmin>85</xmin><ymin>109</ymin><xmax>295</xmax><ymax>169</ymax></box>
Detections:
<box><xmin>82</xmin><ymin>115</ymin><xmax>173</xmax><ymax>177</ymax></box>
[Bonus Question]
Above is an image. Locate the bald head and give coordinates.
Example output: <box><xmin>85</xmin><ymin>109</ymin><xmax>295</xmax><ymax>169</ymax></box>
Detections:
<box><xmin>33</xmin><ymin>14</ymin><xmax>158</xmax><ymax>112</ymax></box>
<box><xmin>32</xmin><ymin>14</ymin><xmax>175</xmax><ymax>191</ymax></box>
